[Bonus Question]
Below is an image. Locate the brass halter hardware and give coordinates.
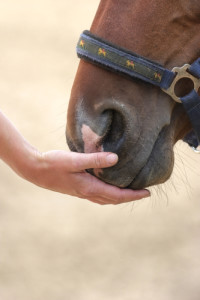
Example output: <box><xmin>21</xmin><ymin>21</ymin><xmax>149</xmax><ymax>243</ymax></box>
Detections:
<box><xmin>162</xmin><ymin>64</ymin><xmax>200</xmax><ymax>103</ymax></box>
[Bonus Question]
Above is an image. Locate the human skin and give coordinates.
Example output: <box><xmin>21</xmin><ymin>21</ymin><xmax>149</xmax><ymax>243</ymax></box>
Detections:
<box><xmin>0</xmin><ymin>111</ymin><xmax>150</xmax><ymax>205</ymax></box>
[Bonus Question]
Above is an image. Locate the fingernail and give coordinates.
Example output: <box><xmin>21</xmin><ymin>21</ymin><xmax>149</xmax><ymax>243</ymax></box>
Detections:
<box><xmin>144</xmin><ymin>194</ymin><xmax>150</xmax><ymax>198</ymax></box>
<box><xmin>106</xmin><ymin>153</ymin><xmax>118</xmax><ymax>165</ymax></box>
<box><xmin>143</xmin><ymin>190</ymin><xmax>151</xmax><ymax>198</ymax></box>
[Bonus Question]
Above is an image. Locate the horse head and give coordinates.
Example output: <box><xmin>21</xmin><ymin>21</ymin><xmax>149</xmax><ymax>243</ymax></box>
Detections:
<box><xmin>66</xmin><ymin>0</ymin><xmax>200</xmax><ymax>189</ymax></box>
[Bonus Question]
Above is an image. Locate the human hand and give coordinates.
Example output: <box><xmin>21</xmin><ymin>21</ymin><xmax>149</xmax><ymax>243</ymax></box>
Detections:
<box><xmin>0</xmin><ymin>111</ymin><xmax>150</xmax><ymax>204</ymax></box>
<box><xmin>32</xmin><ymin>151</ymin><xmax>150</xmax><ymax>205</ymax></box>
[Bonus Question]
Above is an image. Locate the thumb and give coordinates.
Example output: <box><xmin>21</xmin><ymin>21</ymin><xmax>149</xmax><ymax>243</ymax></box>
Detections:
<box><xmin>72</xmin><ymin>152</ymin><xmax>118</xmax><ymax>171</ymax></box>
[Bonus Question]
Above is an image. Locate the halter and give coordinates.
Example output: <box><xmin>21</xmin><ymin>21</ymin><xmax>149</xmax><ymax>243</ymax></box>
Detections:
<box><xmin>77</xmin><ymin>30</ymin><xmax>200</xmax><ymax>152</ymax></box>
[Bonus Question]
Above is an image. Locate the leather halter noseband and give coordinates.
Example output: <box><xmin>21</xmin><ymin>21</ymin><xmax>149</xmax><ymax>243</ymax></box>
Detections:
<box><xmin>76</xmin><ymin>30</ymin><xmax>200</xmax><ymax>151</ymax></box>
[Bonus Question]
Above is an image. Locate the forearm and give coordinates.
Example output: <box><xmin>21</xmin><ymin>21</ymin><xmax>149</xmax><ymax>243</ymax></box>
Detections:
<box><xmin>0</xmin><ymin>110</ymin><xmax>39</xmax><ymax>181</ymax></box>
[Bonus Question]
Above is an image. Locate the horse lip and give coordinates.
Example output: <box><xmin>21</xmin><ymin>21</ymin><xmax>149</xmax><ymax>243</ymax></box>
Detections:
<box><xmin>66</xmin><ymin>135</ymin><xmax>77</xmax><ymax>152</ymax></box>
<box><xmin>126</xmin><ymin>154</ymin><xmax>150</xmax><ymax>189</ymax></box>
<box><xmin>127</xmin><ymin>125</ymin><xmax>171</xmax><ymax>189</ymax></box>
<box><xmin>127</xmin><ymin>163</ymin><xmax>147</xmax><ymax>189</ymax></box>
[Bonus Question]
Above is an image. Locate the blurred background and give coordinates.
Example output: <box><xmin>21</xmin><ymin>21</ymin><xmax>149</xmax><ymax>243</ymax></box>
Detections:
<box><xmin>0</xmin><ymin>1</ymin><xmax>200</xmax><ymax>299</ymax></box>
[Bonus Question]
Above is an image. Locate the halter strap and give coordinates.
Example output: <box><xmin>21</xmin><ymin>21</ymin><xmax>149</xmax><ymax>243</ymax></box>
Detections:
<box><xmin>77</xmin><ymin>30</ymin><xmax>175</xmax><ymax>90</ymax></box>
<box><xmin>76</xmin><ymin>30</ymin><xmax>200</xmax><ymax>148</ymax></box>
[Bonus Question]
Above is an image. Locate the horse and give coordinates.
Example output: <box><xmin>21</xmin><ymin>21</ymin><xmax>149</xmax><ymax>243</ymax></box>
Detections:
<box><xmin>66</xmin><ymin>0</ymin><xmax>200</xmax><ymax>190</ymax></box>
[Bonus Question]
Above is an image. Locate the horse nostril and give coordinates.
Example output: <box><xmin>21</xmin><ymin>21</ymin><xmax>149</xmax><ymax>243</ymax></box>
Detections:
<box><xmin>80</xmin><ymin>109</ymin><xmax>125</xmax><ymax>154</ymax></box>
<box><xmin>101</xmin><ymin>109</ymin><xmax>125</xmax><ymax>152</ymax></box>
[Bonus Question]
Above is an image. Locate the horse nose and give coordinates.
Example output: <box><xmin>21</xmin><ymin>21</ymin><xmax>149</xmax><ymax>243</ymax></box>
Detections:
<box><xmin>67</xmin><ymin>97</ymin><xmax>139</xmax><ymax>157</ymax></box>
<box><xmin>66</xmin><ymin>99</ymin><xmax>140</xmax><ymax>187</ymax></box>
<box><xmin>81</xmin><ymin>109</ymin><xmax>126</xmax><ymax>155</ymax></box>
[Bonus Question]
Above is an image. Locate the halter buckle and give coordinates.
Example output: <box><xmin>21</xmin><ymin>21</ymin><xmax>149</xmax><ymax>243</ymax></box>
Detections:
<box><xmin>162</xmin><ymin>64</ymin><xmax>200</xmax><ymax>103</ymax></box>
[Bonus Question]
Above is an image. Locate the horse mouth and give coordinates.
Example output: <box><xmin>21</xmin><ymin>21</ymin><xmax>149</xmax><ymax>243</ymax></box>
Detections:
<box><xmin>127</xmin><ymin>126</ymin><xmax>174</xmax><ymax>189</ymax></box>
<box><xmin>67</xmin><ymin>125</ymin><xmax>174</xmax><ymax>190</ymax></box>
<box><xmin>93</xmin><ymin>123</ymin><xmax>174</xmax><ymax>190</ymax></box>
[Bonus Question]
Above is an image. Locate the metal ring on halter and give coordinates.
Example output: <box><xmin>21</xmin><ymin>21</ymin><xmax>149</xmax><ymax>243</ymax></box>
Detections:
<box><xmin>162</xmin><ymin>64</ymin><xmax>200</xmax><ymax>103</ymax></box>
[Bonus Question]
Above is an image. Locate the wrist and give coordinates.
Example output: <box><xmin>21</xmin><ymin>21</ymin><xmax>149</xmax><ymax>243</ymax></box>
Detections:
<box><xmin>12</xmin><ymin>141</ymin><xmax>43</xmax><ymax>184</ymax></box>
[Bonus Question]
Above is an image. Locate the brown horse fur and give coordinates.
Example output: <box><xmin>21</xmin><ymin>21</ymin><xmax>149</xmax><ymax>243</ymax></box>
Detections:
<box><xmin>66</xmin><ymin>0</ymin><xmax>200</xmax><ymax>189</ymax></box>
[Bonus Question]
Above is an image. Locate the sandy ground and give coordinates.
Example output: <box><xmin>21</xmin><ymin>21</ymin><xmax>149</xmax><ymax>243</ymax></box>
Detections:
<box><xmin>0</xmin><ymin>1</ymin><xmax>200</xmax><ymax>300</ymax></box>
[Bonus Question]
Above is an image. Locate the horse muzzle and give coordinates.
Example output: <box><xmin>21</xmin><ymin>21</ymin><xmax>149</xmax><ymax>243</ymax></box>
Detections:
<box><xmin>66</xmin><ymin>89</ymin><xmax>175</xmax><ymax>189</ymax></box>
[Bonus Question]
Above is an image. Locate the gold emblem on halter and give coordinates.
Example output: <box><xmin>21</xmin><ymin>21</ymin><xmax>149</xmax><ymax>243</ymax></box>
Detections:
<box><xmin>126</xmin><ymin>60</ymin><xmax>135</xmax><ymax>69</ymax></box>
<box><xmin>98</xmin><ymin>48</ymin><xmax>107</xmax><ymax>57</ymax></box>
<box><xmin>80</xmin><ymin>40</ymin><xmax>85</xmax><ymax>48</ymax></box>
<box><xmin>154</xmin><ymin>72</ymin><xmax>162</xmax><ymax>82</ymax></box>
<box><xmin>162</xmin><ymin>64</ymin><xmax>200</xmax><ymax>103</ymax></box>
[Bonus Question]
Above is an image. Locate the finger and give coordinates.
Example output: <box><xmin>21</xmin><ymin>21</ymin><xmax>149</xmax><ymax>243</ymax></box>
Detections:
<box><xmin>81</xmin><ymin>175</ymin><xmax>150</xmax><ymax>204</ymax></box>
<box><xmin>78</xmin><ymin>193</ymin><xmax>109</xmax><ymax>205</ymax></box>
<box><xmin>85</xmin><ymin>192</ymin><xmax>148</xmax><ymax>206</ymax></box>
<box><xmin>84</xmin><ymin>192</ymin><xmax>132</xmax><ymax>205</ymax></box>
<box><xmin>84</xmin><ymin>197</ymin><xmax>108</xmax><ymax>205</ymax></box>
<box><xmin>70</xmin><ymin>152</ymin><xmax>118</xmax><ymax>171</ymax></box>
<box><xmin>85</xmin><ymin>195</ymin><xmax>122</xmax><ymax>205</ymax></box>
<box><xmin>100</xmin><ymin>188</ymin><xmax>150</xmax><ymax>204</ymax></box>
